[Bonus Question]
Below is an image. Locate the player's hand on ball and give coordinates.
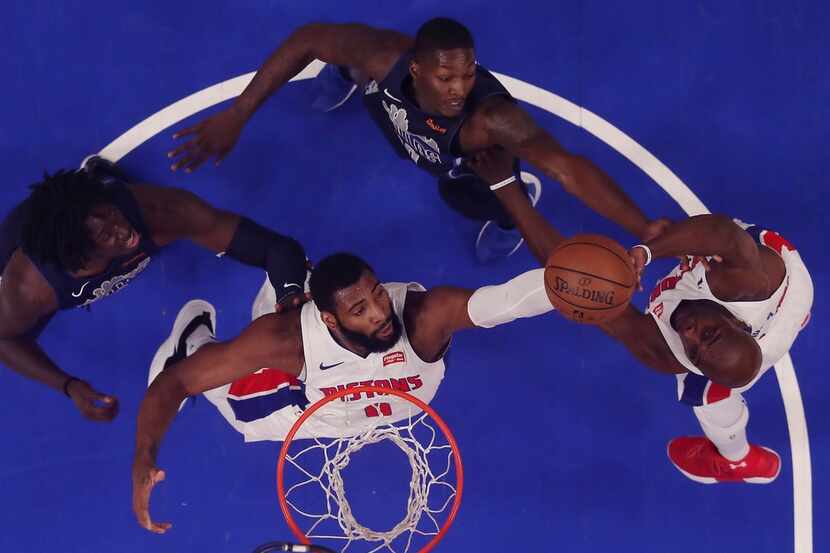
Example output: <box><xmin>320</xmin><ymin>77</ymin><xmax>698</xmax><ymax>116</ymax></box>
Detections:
<box><xmin>467</xmin><ymin>146</ymin><xmax>514</xmax><ymax>185</ymax></box>
<box><xmin>628</xmin><ymin>246</ymin><xmax>649</xmax><ymax>290</ymax></box>
<box><xmin>132</xmin><ymin>456</ymin><xmax>172</xmax><ymax>534</ymax></box>
<box><xmin>168</xmin><ymin>106</ymin><xmax>246</xmax><ymax>172</ymax></box>
<box><xmin>66</xmin><ymin>379</ymin><xmax>119</xmax><ymax>422</ymax></box>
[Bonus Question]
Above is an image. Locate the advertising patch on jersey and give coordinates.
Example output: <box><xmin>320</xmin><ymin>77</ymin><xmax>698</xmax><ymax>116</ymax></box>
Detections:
<box><xmin>383</xmin><ymin>351</ymin><xmax>406</xmax><ymax>367</ymax></box>
<box><xmin>425</xmin><ymin>117</ymin><xmax>447</xmax><ymax>134</ymax></box>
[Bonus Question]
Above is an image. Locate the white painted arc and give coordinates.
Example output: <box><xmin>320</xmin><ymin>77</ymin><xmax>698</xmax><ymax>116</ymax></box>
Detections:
<box><xmin>97</xmin><ymin>60</ymin><xmax>810</xmax><ymax>553</ymax></box>
<box><xmin>99</xmin><ymin>60</ymin><xmax>325</xmax><ymax>163</ymax></box>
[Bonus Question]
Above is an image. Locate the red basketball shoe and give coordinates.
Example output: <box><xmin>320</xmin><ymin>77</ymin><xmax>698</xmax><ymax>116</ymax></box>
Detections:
<box><xmin>667</xmin><ymin>436</ymin><xmax>781</xmax><ymax>484</ymax></box>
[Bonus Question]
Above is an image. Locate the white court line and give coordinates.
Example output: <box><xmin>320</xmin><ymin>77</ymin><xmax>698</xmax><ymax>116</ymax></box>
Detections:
<box><xmin>98</xmin><ymin>61</ymin><xmax>811</xmax><ymax>553</ymax></box>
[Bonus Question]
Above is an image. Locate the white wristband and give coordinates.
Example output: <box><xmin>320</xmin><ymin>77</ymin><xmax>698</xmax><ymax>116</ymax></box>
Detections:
<box><xmin>632</xmin><ymin>244</ymin><xmax>652</xmax><ymax>266</ymax></box>
<box><xmin>489</xmin><ymin>175</ymin><xmax>517</xmax><ymax>191</ymax></box>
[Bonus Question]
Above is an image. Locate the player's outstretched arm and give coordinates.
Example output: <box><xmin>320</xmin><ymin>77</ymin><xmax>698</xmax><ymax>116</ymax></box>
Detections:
<box><xmin>168</xmin><ymin>23</ymin><xmax>411</xmax><ymax>172</ymax></box>
<box><xmin>467</xmin><ymin>148</ymin><xmax>686</xmax><ymax>377</ymax></box>
<box><xmin>633</xmin><ymin>215</ymin><xmax>763</xmax><ymax>269</ymax></box>
<box><xmin>132</xmin><ymin>312</ymin><xmax>303</xmax><ymax>534</ymax></box>
<box><xmin>131</xmin><ymin>184</ymin><xmax>309</xmax><ymax>309</ymax></box>
<box><xmin>599</xmin><ymin>306</ymin><xmax>687</xmax><ymax>376</ymax></box>
<box><xmin>629</xmin><ymin>215</ymin><xmax>770</xmax><ymax>299</ymax></box>
<box><xmin>467</xmin><ymin>98</ymin><xmax>652</xmax><ymax>240</ymax></box>
<box><xmin>467</xmin><ymin>147</ymin><xmax>564</xmax><ymax>265</ymax></box>
<box><xmin>407</xmin><ymin>270</ymin><xmax>554</xmax><ymax>362</ymax></box>
<box><xmin>0</xmin><ymin>251</ymin><xmax>119</xmax><ymax>422</ymax></box>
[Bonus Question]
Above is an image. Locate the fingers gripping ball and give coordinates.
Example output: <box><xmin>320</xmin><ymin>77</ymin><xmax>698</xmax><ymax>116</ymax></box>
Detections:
<box><xmin>544</xmin><ymin>234</ymin><xmax>636</xmax><ymax>323</ymax></box>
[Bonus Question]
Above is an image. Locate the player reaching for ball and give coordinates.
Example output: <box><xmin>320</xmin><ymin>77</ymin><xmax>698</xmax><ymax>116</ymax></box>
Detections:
<box><xmin>132</xmin><ymin>252</ymin><xmax>559</xmax><ymax>533</ymax></box>
<box><xmin>468</xmin><ymin>147</ymin><xmax>813</xmax><ymax>485</ymax></box>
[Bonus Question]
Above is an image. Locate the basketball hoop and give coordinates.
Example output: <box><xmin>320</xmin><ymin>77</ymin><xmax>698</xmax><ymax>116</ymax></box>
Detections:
<box><xmin>276</xmin><ymin>385</ymin><xmax>463</xmax><ymax>553</ymax></box>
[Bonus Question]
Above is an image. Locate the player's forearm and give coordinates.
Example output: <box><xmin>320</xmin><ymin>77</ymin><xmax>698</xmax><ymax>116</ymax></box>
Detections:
<box><xmin>233</xmin><ymin>24</ymin><xmax>322</xmax><ymax>120</ymax></box>
<box><xmin>599</xmin><ymin>307</ymin><xmax>686</xmax><ymax>376</ymax></box>
<box><xmin>467</xmin><ymin>268</ymin><xmax>553</xmax><ymax>328</ymax></box>
<box><xmin>134</xmin><ymin>372</ymin><xmax>189</xmax><ymax>465</ymax></box>
<box><xmin>559</xmin><ymin>155</ymin><xmax>650</xmax><ymax>240</ymax></box>
<box><xmin>493</xmin><ymin>182</ymin><xmax>564</xmax><ymax>265</ymax></box>
<box><xmin>0</xmin><ymin>336</ymin><xmax>72</xmax><ymax>392</ymax></box>
<box><xmin>644</xmin><ymin>215</ymin><xmax>742</xmax><ymax>260</ymax></box>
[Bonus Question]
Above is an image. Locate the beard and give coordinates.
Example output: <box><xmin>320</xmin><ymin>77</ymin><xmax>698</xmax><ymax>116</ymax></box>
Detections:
<box><xmin>337</xmin><ymin>313</ymin><xmax>404</xmax><ymax>354</ymax></box>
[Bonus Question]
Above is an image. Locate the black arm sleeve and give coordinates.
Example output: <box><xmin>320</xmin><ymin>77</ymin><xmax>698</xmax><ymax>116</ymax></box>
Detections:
<box><xmin>224</xmin><ymin>217</ymin><xmax>308</xmax><ymax>304</ymax></box>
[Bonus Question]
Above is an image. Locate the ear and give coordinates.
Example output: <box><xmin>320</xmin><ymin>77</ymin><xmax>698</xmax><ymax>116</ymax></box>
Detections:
<box><xmin>320</xmin><ymin>311</ymin><xmax>338</xmax><ymax>330</ymax></box>
<box><xmin>409</xmin><ymin>59</ymin><xmax>419</xmax><ymax>81</ymax></box>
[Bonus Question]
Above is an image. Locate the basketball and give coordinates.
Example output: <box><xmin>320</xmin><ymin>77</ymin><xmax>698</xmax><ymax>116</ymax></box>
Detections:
<box><xmin>544</xmin><ymin>234</ymin><xmax>636</xmax><ymax>324</ymax></box>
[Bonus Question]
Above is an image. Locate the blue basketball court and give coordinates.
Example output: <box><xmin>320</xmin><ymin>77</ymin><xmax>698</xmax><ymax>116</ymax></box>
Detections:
<box><xmin>1</xmin><ymin>2</ymin><xmax>826</xmax><ymax>552</ymax></box>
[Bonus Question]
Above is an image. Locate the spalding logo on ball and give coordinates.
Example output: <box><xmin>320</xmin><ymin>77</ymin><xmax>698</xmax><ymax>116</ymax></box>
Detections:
<box><xmin>544</xmin><ymin>234</ymin><xmax>636</xmax><ymax>324</ymax></box>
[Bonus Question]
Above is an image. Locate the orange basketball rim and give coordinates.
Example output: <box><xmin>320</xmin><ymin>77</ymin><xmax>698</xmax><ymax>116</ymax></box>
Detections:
<box><xmin>277</xmin><ymin>385</ymin><xmax>464</xmax><ymax>553</ymax></box>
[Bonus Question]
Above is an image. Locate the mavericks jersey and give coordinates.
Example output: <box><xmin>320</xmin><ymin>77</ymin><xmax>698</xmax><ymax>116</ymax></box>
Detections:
<box><xmin>362</xmin><ymin>51</ymin><xmax>513</xmax><ymax>177</ymax></box>
<box><xmin>647</xmin><ymin>221</ymin><xmax>813</xmax><ymax>377</ymax></box>
<box><xmin>1</xmin><ymin>177</ymin><xmax>159</xmax><ymax>310</ymax></box>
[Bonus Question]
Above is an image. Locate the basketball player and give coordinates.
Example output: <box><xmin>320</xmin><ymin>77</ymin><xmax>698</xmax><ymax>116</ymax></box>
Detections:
<box><xmin>468</xmin><ymin>147</ymin><xmax>814</xmax><ymax>485</ymax></box>
<box><xmin>167</xmin><ymin>17</ymin><xmax>653</xmax><ymax>262</ymax></box>
<box><xmin>0</xmin><ymin>156</ymin><xmax>307</xmax><ymax>423</ymax></box>
<box><xmin>131</xmin><ymin>252</ymin><xmax>555</xmax><ymax>533</ymax></box>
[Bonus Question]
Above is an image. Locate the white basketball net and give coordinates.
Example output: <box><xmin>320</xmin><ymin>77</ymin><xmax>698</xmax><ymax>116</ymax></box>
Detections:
<box><xmin>281</xmin><ymin>410</ymin><xmax>458</xmax><ymax>553</ymax></box>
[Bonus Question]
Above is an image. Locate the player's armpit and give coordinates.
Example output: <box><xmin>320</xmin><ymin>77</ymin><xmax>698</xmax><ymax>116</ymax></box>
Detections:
<box><xmin>600</xmin><ymin>306</ymin><xmax>687</xmax><ymax>375</ymax></box>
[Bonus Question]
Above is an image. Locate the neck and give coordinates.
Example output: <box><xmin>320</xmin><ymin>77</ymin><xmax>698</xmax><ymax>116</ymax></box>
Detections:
<box><xmin>406</xmin><ymin>78</ymin><xmax>426</xmax><ymax>111</ymax></box>
<box><xmin>328</xmin><ymin>327</ymin><xmax>370</xmax><ymax>359</ymax></box>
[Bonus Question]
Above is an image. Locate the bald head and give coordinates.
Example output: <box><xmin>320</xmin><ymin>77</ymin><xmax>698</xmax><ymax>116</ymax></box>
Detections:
<box><xmin>672</xmin><ymin>300</ymin><xmax>763</xmax><ymax>388</ymax></box>
<box><xmin>698</xmin><ymin>330</ymin><xmax>762</xmax><ymax>388</ymax></box>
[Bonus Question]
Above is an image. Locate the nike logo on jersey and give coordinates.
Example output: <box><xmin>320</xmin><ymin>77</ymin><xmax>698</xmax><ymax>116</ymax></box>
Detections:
<box><xmin>283</xmin><ymin>283</ymin><xmax>301</xmax><ymax>289</ymax></box>
<box><xmin>728</xmin><ymin>461</ymin><xmax>747</xmax><ymax>470</ymax></box>
<box><xmin>384</xmin><ymin>88</ymin><xmax>402</xmax><ymax>102</ymax></box>
<box><xmin>71</xmin><ymin>281</ymin><xmax>91</xmax><ymax>298</ymax></box>
<box><xmin>319</xmin><ymin>361</ymin><xmax>345</xmax><ymax>371</ymax></box>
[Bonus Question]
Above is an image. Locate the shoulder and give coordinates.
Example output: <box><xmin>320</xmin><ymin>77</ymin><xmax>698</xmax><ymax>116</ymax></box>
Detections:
<box><xmin>470</xmin><ymin>95</ymin><xmax>519</xmax><ymax>126</ymax></box>
<box><xmin>466</xmin><ymin>95</ymin><xmax>538</xmax><ymax>146</ymax></box>
<box><xmin>0</xmin><ymin>250</ymin><xmax>57</xmax><ymax>336</ymax></box>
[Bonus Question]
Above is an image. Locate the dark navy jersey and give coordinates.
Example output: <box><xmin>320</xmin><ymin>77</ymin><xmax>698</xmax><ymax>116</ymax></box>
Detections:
<box><xmin>0</xmin><ymin>178</ymin><xmax>159</xmax><ymax>310</ymax></box>
<box><xmin>362</xmin><ymin>51</ymin><xmax>513</xmax><ymax>177</ymax></box>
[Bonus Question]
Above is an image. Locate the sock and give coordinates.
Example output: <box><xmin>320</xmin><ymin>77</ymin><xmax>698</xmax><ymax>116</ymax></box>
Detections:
<box><xmin>693</xmin><ymin>393</ymin><xmax>750</xmax><ymax>461</ymax></box>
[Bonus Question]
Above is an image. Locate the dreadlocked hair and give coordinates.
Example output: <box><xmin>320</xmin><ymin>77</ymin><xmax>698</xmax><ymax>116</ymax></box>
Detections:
<box><xmin>20</xmin><ymin>169</ymin><xmax>116</xmax><ymax>272</ymax></box>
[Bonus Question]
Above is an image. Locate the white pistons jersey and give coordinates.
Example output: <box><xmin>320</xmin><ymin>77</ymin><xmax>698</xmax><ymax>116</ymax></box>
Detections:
<box><xmin>203</xmin><ymin>281</ymin><xmax>446</xmax><ymax>442</ymax></box>
<box><xmin>646</xmin><ymin>222</ymin><xmax>813</xmax><ymax>378</ymax></box>
<box><xmin>295</xmin><ymin>281</ymin><xmax>446</xmax><ymax>438</ymax></box>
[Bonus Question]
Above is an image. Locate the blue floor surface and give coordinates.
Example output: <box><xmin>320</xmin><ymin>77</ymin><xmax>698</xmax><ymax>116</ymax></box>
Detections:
<box><xmin>1</xmin><ymin>2</ymin><xmax>827</xmax><ymax>552</ymax></box>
